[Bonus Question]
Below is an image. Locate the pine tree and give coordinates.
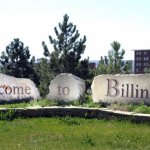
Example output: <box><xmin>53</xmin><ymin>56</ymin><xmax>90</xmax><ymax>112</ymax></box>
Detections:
<box><xmin>42</xmin><ymin>14</ymin><xmax>90</xmax><ymax>79</ymax></box>
<box><xmin>97</xmin><ymin>41</ymin><xmax>131</xmax><ymax>75</ymax></box>
<box><xmin>122</xmin><ymin>60</ymin><xmax>132</xmax><ymax>74</ymax></box>
<box><xmin>108</xmin><ymin>41</ymin><xmax>125</xmax><ymax>74</ymax></box>
<box><xmin>34</xmin><ymin>58</ymin><xmax>54</xmax><ymax>97</ymax></box>
<box><xmin>97</xmin><ymin>56</ymin><xmax>108</xmax><ymax>74</ymax></box>
<box><xmin>0</xmin><ymin>38</ymin><xmax>38</xmax><ymax>83</ymax></box>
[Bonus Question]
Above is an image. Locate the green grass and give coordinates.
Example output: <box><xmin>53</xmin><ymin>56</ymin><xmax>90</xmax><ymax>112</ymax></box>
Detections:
<box><xmin>0</xmin><ymin>99</ymin><xmax>58</xmax><ymax>108</ymax></box>
<box><xmin>0</xmin><ymin>94</ymin><xmax>100</xmax><ymax>109</ymax></box>
<box><xmin>127</xmin><ymin>103</ymin><xmax>150</xmax><ymax>114</ymax></box>
<box><xmin>0</xmin><ymin>117</ymin><xmax>150</xmax><ymax>150</ymax></box>
<box><xmin>108</xmin><ymin>103</ymin><xmax>150</xmax><ymax>114</ymax></box>
<box><xmin>1</xmin><ymin>95</ymin><xmax>150</xmax><ymax>114</ymax></box>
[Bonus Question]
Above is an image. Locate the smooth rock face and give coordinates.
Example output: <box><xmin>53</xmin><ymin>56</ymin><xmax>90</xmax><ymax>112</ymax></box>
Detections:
<box><xmin>47</xmin><ymin>73</ymin><xmax>86</xmax><ymax>102</ymax></box>
<box><xmin>91</xmin><ymin>74</ymin><xmax>150</xmax><ymax>104</ymax></box>
<box><xmin>0</xmin><ymin>73</ymin><xmax>40</xmax><ymax>103</ymax></box>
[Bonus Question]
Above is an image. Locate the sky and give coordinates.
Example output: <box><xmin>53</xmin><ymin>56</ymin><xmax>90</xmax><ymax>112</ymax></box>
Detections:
<box><xmin>0</xmin><ymin>0</ymin><xmax>150</xmax><ymax>61</ymax></box>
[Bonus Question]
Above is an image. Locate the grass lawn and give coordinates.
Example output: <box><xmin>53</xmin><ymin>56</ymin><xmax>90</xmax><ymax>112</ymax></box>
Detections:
<box><xmin>0</xmin><ymin>117</ymin><xmax>150</xmax><ymax>150</ymax></box>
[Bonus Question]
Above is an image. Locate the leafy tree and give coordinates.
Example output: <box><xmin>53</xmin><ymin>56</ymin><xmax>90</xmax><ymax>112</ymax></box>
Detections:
<box><xmin>144</xmin><ymin>66</ymin><xmax>150</xmax><ymax>73</ymax></box>
<box><xmin>42</xmin><ymin>14</ymin><xmax>90</xmax><ymax>79</ymax></box>
<box><xmin>0</xmin><ymin>38</ymin><xmax>38</xmax><ymax>83</ymax></box>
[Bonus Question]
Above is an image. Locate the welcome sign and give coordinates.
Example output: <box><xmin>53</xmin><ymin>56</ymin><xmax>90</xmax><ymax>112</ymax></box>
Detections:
<box><xmin>91</xmin><ymin>74</ymin><xmax>150</xmax><ymax>104</ymax></box>
<box><xmin>47</xmin><ymin>73</ymin><xmax>85</xmax><ymax>102</ymax></box>
<box><xmin>0</xmin><ymin>73</ymin><xmax>40</xmax><ymax>103</ymax></box>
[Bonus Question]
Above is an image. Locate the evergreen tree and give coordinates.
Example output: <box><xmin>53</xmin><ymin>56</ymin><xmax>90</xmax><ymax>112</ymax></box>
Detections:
<box><xmin>34</xmin><ymin>58</ymin><xmax>54</xmax><ymax>97</ymax></box>
<box><xmin>97</xmin><ymin>41</ymin><xmax>131</xmax><ymax>75</ymax></box>
<box><xmin>97</xmin><ymin>56</ymin><xmax>108</xmax><ymax>74</ymax></box>
<box><xmin>0</xmin><ymin>38</ymin><xmax>38</xmax><ymax>83</ymax></box>
<box><xmin>42</xmin><ymin>14</ymin><xmax>90</xmax><ymax>79</ymax></box>
<box><xmin>122</xmin><ymin>60</ymin><xmax>133</xmax><ymax>74</ymax></box>
<box><xmin>108</xmin><ymin>41</ymin><xmax>125</xmax><ymax>74</ymax></box>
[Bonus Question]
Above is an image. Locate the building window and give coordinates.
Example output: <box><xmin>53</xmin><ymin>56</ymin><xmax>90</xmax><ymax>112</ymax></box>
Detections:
<box><xmin>136</xmin><ymin>63</ymin><xmax>142</xmax><ymax>66</ymax></box>
<box><xmin>136</xmin><ymin>51</ymin><xmax>141</xmax><ymax>55</ymax></box>
<box><xmin>144</xmin><ymin>63</ymin><xmax>149</xmax><ymax>67</ymax></box>
<box><xmin>144</xmin><ymin>51</ymin><xmax>147</xmax><ymax>55</ymax></box>
<box><xmin>144</xmin><ymin>57</ymin><xmax>149</xmax><ymax>61</ymax></box>
<box><xmin>136</xmin><ymin>57</ymin><xmax>141</xmax><ymax>61</ymax></box>
<box><xmin>136</xmin><ymin>68</ymin><xmax>138</xmax><ymax>72</ymax></box>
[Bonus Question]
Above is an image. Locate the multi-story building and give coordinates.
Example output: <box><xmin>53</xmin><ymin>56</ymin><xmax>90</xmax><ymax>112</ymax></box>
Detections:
<box><xmin>134</xmin><ymin>49</ymin><xmax>150</xmax><ymax>74</ymax></box>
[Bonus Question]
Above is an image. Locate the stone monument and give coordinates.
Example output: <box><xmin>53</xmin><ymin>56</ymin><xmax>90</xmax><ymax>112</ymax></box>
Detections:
<box><xmin>91</xmin><ymin>74</ymin><xmax>150</xmax><ymax>105</ymax></box>
<box><xmin>47</xmin><ymin>73</ymin><xmax>86</xmax><ymax>102</ymax></box>
<box><xmin>0</xmin><ymin>73</ymin><xmax>40</xmax><ymax>103</ymax></box>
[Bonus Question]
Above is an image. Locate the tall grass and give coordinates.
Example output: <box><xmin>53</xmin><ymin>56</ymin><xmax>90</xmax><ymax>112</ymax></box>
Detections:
<box><xmin>0</xmin><ymin>117</ymin><xmax>150</xmax><ymax>150</ymax></box>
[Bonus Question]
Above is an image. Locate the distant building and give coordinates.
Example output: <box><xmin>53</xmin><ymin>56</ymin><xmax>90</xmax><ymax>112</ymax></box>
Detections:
<box><xmin>88</xmin><ymin>60</ymin><xmax>99</xmax><ymax>69</ymax></box>
<box><xmin>133</xmin><ymin>49</ymin><xmax>150</xmax><ymax>74</ymax></box>
<box><xmin>88</xmin><ymin>62</ymin><xmax>96</xmax><ymax>69</ymax></box>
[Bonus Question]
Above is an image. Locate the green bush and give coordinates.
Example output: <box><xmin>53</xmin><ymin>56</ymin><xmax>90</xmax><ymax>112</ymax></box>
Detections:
<box><xmin>28</xmin><ymin>99</ymin><xmax>58</xmax><ymax>107</ymax></box>
<box><xmin>82</xmin><ymin>94</ymin><xmax>101</xmax><ymax>108</ymax></box>
<box><xmin>128</xmin><ymin>103</ymin><xmax>150</xmax><ymax>114</ymax></box>
<box><xmin>0</xmin><ymin>109</ymin><xmax>16</xmax><ymax>121</ymax></box>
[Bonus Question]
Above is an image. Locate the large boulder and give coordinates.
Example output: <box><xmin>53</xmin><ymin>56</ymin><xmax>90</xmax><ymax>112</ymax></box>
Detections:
<box><xmin>91</xmin><ymin>74</ymin><xmax>150</xmax><ymax>105</ymax></box>
<box><xmin>47</xmin><ymin>73</ymin><xmax>86</xmax><ymax>102</ymax></box>
<box><xmin>0</xmin><ymin>73</ymin><xmax>40</xmax><ymax>103</ymax></box>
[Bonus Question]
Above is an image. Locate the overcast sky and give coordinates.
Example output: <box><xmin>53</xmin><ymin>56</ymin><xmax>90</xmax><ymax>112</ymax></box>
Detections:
<box><xmin>0</xmin><ymin>0</ymin><xmax>150</xmax><ymax>60</ymax></box>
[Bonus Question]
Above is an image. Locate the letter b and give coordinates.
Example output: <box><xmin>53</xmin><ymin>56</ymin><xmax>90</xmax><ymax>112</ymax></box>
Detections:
<box><xmin>106</xmin><ymin>79</ymin><xmax>120</xmax><ymax>97</ymax></box>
